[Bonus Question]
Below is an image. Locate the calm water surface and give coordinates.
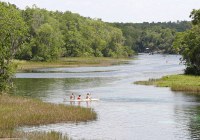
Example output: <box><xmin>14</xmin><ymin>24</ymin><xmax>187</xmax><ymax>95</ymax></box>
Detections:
<box><xmin>15</xmin><ymin>54</ymin><xmax>200</xmax><ymax>140</ymax></box>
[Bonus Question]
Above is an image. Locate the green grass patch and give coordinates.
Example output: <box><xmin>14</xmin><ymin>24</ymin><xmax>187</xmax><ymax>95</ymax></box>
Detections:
<box><xmin>134</xmin><ymin>75</ymin><xmax>200</xmax><ymax>93</ymax></box>
<box><xmin>0</xmin><ymin>94</ymin><xmax>96</xmax><ymax>138</ymax></box>
<box><xmin>14</xmin><ymin>57</ymin><xmax>130</xmax><ymax>72</ymax></box>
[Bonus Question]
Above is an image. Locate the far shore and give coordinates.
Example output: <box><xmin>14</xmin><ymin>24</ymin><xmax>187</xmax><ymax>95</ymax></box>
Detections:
<box><xmin>14</xmin><ymin>57</ymin><xmax>132</xmax><ymax>72</ymax></box>
<box><xmin>134</xmin><ymin>74</ymin><xmax>200</xmax><ymax>94</ymax></box>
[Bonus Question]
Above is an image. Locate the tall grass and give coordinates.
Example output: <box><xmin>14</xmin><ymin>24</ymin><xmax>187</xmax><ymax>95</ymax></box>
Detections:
<box><xmin>11</xmin><ymin>131</ymin><xmax>69</xmax><ymax>140</ymax></box>
<box><xmin>134</xmin><ymin>75</ymin><xmax>200</xmax><ymax>93</ymax></box>
<box><xmin>14</xmin><ymin>57</ymin><xmax>130</xmax><ymax>71</ymax></box>
<box><xmin>0</xmin><ymin>94</ymin><xmax>97</xmax><ymax>138</ymax></box>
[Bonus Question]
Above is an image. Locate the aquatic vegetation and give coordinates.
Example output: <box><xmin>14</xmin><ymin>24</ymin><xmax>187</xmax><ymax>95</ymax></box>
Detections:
<box><xmin>134</xmin><ymin>75</ymin><xmax>200</xmax><ymax>93</ymax></box>
<box><xmin>0</xmin><ymin>94</ymin><xmax>96</xmax><ymax>138</ymax></box>
<box><xmin>14</xmin><ymin>57</ymin><xmax>130</xmax><ymax>72</ymax></box>
<box><xmin>1</xmin><ymin>131</ymin><xmax>69</xmax><ymax>140</ymax></box>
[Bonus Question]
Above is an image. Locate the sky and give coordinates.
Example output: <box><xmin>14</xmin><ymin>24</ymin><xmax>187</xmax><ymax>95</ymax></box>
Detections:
<box><xmin>1</xmin><ymin>0</ymin><xmax>200</xmax><ymax>23</ymax></box>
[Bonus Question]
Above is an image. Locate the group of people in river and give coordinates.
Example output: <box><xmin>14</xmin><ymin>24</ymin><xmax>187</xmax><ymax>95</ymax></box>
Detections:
<box><xmin>70</xmin><ymin>93</ymin><xmax>91</xmax><ymax>100</ymax></box>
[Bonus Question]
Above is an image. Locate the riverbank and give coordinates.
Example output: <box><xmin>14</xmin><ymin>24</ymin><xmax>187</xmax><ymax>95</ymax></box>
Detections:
<box><xmin>134</xmin><ymin>75</ymin><xmax>200</xmax><ymax>94</ymax></box>
<box><xmin>0</xmin><ymin>94</ymin><xmax>96</xmax><ymax>139</ymax></box>
<box><xmin>15</xmin><ymin>57</ymin><xmax>131</xmax><ymax>72</ymax></box>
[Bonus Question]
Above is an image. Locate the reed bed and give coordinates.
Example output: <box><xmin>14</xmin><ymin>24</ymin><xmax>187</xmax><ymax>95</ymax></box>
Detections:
<box><xmin>10</xmin><ymin>131</ymin><xmax>69</xmax><ymax>140</ymax></box>
<box><xmin>0</xmin><ymin>94</ymin><xmax>96</xmax><ymax>138</ymax></box>
<box><xmin>14</xmin><ymin>57</ymin><xmax>130</xmax><ymax>71</ymax></box>
<box><xmin>1</xmin><ymin>131</ymin><xmax>69</xmax><ymax>140</ymax></box>
<box><xmin>134</xmin><ymin>75</ymin><xmax>200</xmax><ymax>93</ymax></box>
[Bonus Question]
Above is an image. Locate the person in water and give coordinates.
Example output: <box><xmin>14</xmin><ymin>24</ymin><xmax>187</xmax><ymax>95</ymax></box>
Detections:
<box><xmin>77</xmin><ymin>95</ymin><xmax>81</xmax><ymax>100</ymax></box>
<box><xmin>70</xmin><ymin>93</ymin><xmax>75</xmax><ymax>100</ymax></box>
<box><xmin>86</xmin><ymin>93</ymin><xmax>91</xmax><ymax>99</ymax></box>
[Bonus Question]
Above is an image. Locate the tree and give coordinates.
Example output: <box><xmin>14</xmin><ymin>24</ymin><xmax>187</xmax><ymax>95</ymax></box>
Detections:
<box><xmin>173</xmin><ymin>9</ymin><xmax>200</xmax><ymax>75</ymax></box>
<box><xmin>0</xmin><ymin>2</ymin><xmax>27</xmax><ymax>93</ymax></box>
<box><xmin>190</xmin><ymin>9</ymin><xmax>200</xmax><ymax>25</ymax></box>
<box><xmin>16</xmin><ymin>7</ymin><xmax>64</xmax><ymax>61</ymax></box>
<box><xmin>33</xmin><ymin>23</ymin><xmax>63</xmax><ymax>61</ymax></box>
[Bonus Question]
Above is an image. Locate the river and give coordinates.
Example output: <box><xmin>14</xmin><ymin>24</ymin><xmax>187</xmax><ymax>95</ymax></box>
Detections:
<box><xmin>15</xmin><ymin>54</ymin><xmax>200</xmax><ymax>140</ymax></box>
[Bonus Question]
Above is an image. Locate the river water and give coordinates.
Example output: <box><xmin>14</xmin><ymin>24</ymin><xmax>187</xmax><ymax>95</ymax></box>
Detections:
<box><xmin>15</xmin><ymin>54</ymin><xmax>200</xmax><ymax>140</ymax></box>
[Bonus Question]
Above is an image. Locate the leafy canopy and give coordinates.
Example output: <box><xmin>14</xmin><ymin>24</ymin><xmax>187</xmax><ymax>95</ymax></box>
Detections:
<box><xmin>0</xmin><ymin>2</ymin><xmax>27</xmax><ymax>93</ymax></box>
<box><xmin>173</xmin><ymin>9</ymin><xmax>200</xmax><ymax>75</ymax></box>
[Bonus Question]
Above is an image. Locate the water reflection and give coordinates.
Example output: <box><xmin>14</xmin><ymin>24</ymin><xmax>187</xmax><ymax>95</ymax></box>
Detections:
<box><xmin>188</xmin><ymin>106</ymin><xmax>200</xmax><ymax>140</ymax></box>
<box><xmin>68</xmin><ymin>101</ymin><xmax>91</xmax><ymax>108</ymax></box>
<box><xmin>14</xmin><ymin>77</ymin><xmax>115</xmax><ymax>102</ymax></box>
<box><xmin>69</xmin><ymin>101</ymin><xmax>75</xmax><ymax>106</ymax></box>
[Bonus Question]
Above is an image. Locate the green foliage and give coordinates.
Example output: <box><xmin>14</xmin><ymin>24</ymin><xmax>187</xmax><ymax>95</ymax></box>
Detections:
<box><xmin>113</xmin><ymin>21</ymin><xmax>191</xmax><ymax>54</ymax></box>
<box><xmin>0</xmin><ymin>63</ymin><xmax>17</xmax><ymax>93</ymax></box>
<box><xmin>34</xmin><ymin>23</ymin><xmax>63</xmax><ymax>61</ymax></box>
<box><xmin>190</xmin><ymin>9</ymin><xmax>200</xmax><ymax>25</ymax></box>
<box><xmin>13</xmin><ymin>6</ymin><xmax>133</xmax><ymax>60</ymax></box>
<box><xmin>5</xmin><ymin>3</ymin><xmax>190</xmax><ymax>61</ymax></box>
<box><xmin>16</xmin><ymin>6</ymin><xmax>64</xmax><ymax>61</ymax></box>
<box><xmin>0</xmin><ymin>2</ymin><xmax>27</xmax><ymax>93</ymax></box>
<box><xmin>136</xmin><ymin>27</ymin><xmax>176</xmax><ymax>53</ymax></box>
<box><xmin>173</xmin><ymin>9</ymin><xmax>200</xmax><ymax>75</ymax></box>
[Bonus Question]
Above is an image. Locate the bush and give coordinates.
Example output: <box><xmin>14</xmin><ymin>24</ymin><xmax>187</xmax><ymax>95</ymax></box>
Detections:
<box><xmin>185</xmin><ymin>66</ymin><xmax>200</xmax><ymax>75</ymax></box>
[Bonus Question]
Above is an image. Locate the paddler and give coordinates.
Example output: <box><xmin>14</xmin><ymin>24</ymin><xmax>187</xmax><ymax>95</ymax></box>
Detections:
<box><xmin>86</xmin><ymin>93</ymin><xmax>91</xmax><ymax>99</ymax></box>
<box><xmin>77</xmin><ymin>95</ymin><xmax>81</xmax><ymax>100</ymax></box>
<box><xmin>70</xmin><ymin>93</ymin><xmax>75</xmax><ymax>100</ymax></box>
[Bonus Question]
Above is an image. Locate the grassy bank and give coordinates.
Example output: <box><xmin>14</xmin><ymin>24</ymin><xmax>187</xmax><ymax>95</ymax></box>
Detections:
<box><xmin>134</xmin><ymin>75</ymin><xmax>200</xmax><ymax>93</ymax></box>
<box><xmin>0</xmin><ymin>94</ymin><xmax>96</xmax><ymax>138</ymax></box>
<box><xmin>15</xmin><ymin>57</ymin><xmax>130</xmax><ymax>72</ymax></box>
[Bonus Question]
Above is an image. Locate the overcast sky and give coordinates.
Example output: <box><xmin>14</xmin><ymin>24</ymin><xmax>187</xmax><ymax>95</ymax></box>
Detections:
<box><xmin>1</xmin><ymin>0</ymin><xmax>200</xmax><ymax>23</ymax></box>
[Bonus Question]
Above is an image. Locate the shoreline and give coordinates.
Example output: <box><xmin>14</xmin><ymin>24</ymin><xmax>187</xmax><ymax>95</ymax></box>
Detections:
<box><xmin>134</xmin><ymin>74</ymin><xmax>200</xmax><ymax>94</ymax></box>
<box><xmin>14</xmin><ymin>57</ymin><xmax>132</xmax><ymax>72</ymax></box>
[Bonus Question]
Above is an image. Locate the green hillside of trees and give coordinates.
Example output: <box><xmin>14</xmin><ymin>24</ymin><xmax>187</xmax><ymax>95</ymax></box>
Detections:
<box><xmin>14</xmin><ymin>5</ymin><xmax>134</xmax><ymax>61</ymax></box>
<box><xmin>1</xmin><ymin>2</ymin><xmax>192</xmax><ymax>63</ymax></box>
<box><xmin>113</xmin><ymin>21</ymin><xmax>191</xmax><ymax>53</ymax></box>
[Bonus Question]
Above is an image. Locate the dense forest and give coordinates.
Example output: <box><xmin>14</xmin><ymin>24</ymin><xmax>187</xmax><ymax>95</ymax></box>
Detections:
<box><xmin>15</xmin><ymin>5</ymin><xmax>134</xmax><ymax>61</ymax></box>
<box><xmin>0</xmin><ymin>2</ymin><xmax>192</xmax><ymax>62</ymax></box>
<box><xmin>113</xmin><ymin>21</ymin><xmax>191</xmax><ymax>53</ymax></box>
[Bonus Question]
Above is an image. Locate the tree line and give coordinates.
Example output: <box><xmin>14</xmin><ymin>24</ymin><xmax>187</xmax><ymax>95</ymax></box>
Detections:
<box><xmin>15</xmin><ymin>5</ymin><xmax>134</xmax><ymax>61</ymax></box>
<box><xmin>1</xmin><ymin>2</ymin><xmax>192</xmax><ymax>63</ymax></box>
<box><xmin>113</xmin><ymin>21</ymin><xmax>191</xmax><ymax>54</ymax></box>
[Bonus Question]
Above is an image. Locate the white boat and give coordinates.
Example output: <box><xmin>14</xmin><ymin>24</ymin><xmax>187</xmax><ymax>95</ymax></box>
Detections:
<box><xmin>64</xmin><ymin>98</ymin><xmax>99</xmax><ymax>102</ymax></box>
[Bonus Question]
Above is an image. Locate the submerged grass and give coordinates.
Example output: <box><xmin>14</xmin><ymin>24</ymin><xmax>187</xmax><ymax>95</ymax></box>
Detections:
<box><xmin>14</xmin><ymin>57</ymin><xmax>130</xmax><ymax>72</ymax></box>
<box><xmin>0</xmin><ymin>94</ymin><xmax>96</xmax><ymax>138</ymax></box>
<box><xmin>134</xmin><ymin>75</ymin><xmax>200</xmax><ymax>93</ymax></box>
